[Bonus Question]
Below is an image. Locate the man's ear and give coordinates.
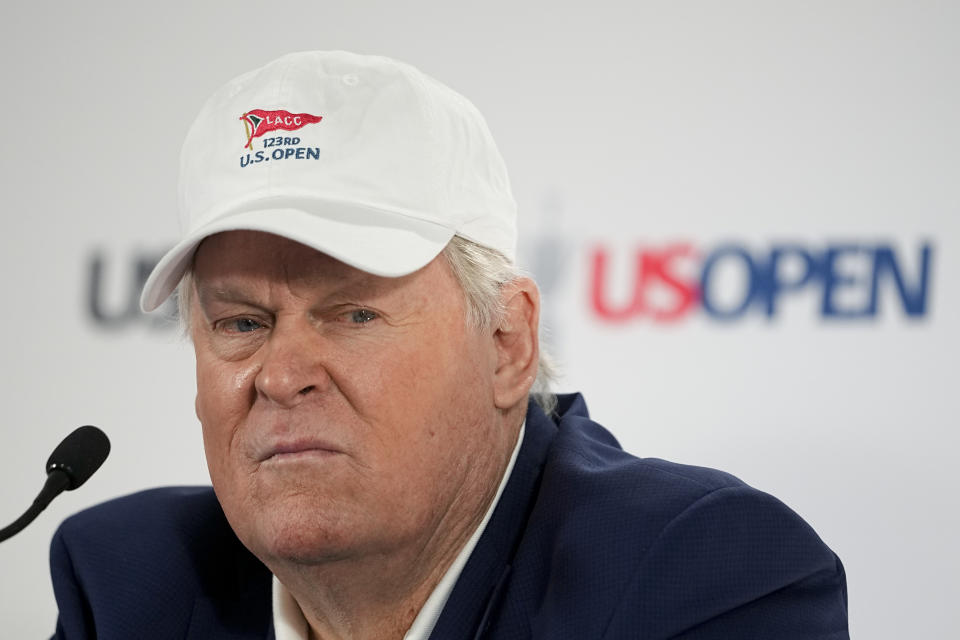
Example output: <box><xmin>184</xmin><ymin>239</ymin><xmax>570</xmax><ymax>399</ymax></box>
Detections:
<box><xmin>493</xmin><ymin>277</ymin><xmax>541</xmax><ymax>410</ymax></box>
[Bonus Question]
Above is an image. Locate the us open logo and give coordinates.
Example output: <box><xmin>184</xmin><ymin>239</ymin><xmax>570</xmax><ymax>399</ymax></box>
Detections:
<box><xmin>239</xmin><ymin>109</ymin><xmax>322</xmax><ymax>148</ymax></box>
<box><xmin>238</xmin><ymin>108</ymin><xmax>324</xmax><ymax>168</ymax></box>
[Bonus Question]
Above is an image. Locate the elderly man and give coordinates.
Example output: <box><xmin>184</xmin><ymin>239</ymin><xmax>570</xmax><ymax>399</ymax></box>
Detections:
<box><xmin>50</xmin><ymin>51</ymin><xmax>848</xmax><ymax>639</ymax></box>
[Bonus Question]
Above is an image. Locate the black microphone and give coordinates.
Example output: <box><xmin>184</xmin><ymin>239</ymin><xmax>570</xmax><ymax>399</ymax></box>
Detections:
<box><xmin>0</xmin><ymin>426</ymin><xmax>110</xmax><ymax>543</ymax></box>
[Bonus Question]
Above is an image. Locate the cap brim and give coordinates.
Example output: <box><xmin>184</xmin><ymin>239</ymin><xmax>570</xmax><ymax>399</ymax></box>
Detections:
<box><xmin>140</xmin><ymin>201</ymin><xmax>455</xmax><ymax>312</ymax></box>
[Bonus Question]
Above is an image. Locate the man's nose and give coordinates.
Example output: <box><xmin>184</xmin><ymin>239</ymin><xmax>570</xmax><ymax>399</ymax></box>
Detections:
<box><xmin>254</xmin><ymin>320</ymin><xmax>331</xmax><ymax>407</ymax></box>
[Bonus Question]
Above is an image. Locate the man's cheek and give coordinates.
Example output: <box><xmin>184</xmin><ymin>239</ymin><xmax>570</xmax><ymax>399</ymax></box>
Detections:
<box><xmin>195</xmin><ymin>378</ymin><xmax>230</xmax><ymax>464</ymax></box>
<box><xmin>196</xmin><ymin>360</ymin><xmax>251</xmax><ymax>414</ymax></box>
<box><xmin>194</xmin><ymin>381</ymin><xmax>217</xmax><ymax>429</ymax></box>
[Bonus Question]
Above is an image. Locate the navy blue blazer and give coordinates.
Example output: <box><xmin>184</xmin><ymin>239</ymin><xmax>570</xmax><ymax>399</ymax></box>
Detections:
<box><xmin>50</xmin><ymin>394</ymin><xmax>849</xmax><ymax>638</ymax></box>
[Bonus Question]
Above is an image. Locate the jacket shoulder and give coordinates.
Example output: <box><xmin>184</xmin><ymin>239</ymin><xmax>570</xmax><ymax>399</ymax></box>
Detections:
<box><xmin>51</xmin><ymin>486</ymin><xmax>271</xmax><ymax>638</ymax></box>
<box><xmin>57</xmin><ymin>485</ymin><xmax>224</xmax><ymax>536</ymax></box>
<box><xmin>544</xmin><ymin>410</ymin><xmax>752</xmax><ymax>524</ymax></box>
<box><xmin>520</xmin><ymin>408</ymin><xmax>847</xmax><ymax>638</ymax></box>
<box><xmin>53</xmin><ymin>486</ymin><xmax>245</xmax><ymax>580</ymax></box>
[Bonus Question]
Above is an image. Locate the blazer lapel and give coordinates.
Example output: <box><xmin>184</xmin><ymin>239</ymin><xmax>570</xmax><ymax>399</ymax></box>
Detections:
<box><xmin>185</xmin><ymin>539</ymin><xmax>274</xmax><ymax>640</ymax></box>
<box><xmin>186</xmin><ymin>593</ymin><xmax>275</xmax><ymax>640</ymax></box>
<box><xmin>428</xmin><ymin>399</ymin><xmax>558</xmax><ymax>639</ymax></box>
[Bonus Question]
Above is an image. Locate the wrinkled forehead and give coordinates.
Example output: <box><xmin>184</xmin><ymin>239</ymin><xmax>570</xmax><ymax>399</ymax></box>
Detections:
<box><xmin>192</xmin><ymin>230</ymin><xmax>365</xmax><ymax>285</ymax></box>
<box><xmin>188</xmin><ymin>229</ymin><xmax>454</xmax><ymax>307</ymax></box>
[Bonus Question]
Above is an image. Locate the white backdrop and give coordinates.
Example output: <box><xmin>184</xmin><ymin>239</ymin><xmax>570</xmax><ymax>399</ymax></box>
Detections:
<box><xmin>1</xmin><ymin>2</ymin><xmax>957</xmax><ymax>637</ymax></box>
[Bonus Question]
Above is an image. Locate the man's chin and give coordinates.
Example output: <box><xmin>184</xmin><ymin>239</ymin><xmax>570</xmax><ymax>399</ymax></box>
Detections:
<box><xmin>249</xmin><ymin>517</ymin><xmax>358</xmax><ymax>567</ymax></box>
<box><xmin>232</xmin><ymin>496</ymin><xmax>365</xmax><ymax>566</ymax></box>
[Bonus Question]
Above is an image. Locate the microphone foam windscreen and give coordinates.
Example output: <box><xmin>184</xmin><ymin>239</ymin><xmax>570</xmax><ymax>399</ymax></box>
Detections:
<box><xmin>46</xmin><ymin>425</ymin><xmax>111</xmax><ymax>490</ymax></box>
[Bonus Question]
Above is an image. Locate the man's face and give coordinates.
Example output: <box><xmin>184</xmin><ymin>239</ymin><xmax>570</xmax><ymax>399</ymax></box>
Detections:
<box><xmin>190</xmin><ymin>231</ymin><xmax>512</xmax><ymax>566</ymax></box>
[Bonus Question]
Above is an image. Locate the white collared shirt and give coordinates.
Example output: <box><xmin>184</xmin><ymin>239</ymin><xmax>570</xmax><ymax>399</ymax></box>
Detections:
<box><xmin>273</xmin><ymin>422</ymin><xmax>526</xmax><ymax>640</ymax></box>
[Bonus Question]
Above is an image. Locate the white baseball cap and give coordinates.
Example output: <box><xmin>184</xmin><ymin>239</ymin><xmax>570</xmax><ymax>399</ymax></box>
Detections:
<box><xmin>140</xmin><ymin>50</ymin><xmax>517</xmax><ymax>312</ymax></box>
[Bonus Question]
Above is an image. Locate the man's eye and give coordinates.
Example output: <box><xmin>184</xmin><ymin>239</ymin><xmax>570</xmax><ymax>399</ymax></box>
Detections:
<box><xmin>347</xmin><ymin>309</ymin><xmax>378</xmax><ymax>324</ymax></box>
<box><xmin>224</xmin><ymin>318</ymin><xmax>263</xmax><ymax>333</ymax></box>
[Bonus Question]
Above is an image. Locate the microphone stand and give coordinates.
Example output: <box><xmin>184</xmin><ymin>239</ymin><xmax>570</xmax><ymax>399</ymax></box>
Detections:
<box><xmin>0</xmin><ymin>471</ymin><xmax>71</xmax><ymax>543</ymax></box>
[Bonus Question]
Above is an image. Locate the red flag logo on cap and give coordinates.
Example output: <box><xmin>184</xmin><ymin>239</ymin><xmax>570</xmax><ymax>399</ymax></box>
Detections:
<box><xmin>239</xmin><ymin>109</ymin><xmax>323</xmax><ymax>149</ymax></box>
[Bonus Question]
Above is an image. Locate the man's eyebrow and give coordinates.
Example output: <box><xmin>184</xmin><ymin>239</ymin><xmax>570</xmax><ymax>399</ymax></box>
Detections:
<box><xmin>194</xmin><ymin>283</ymin><xmax>261</xmax><ymax>306</ymax></box>
<box><xmin>194</xmin><ymin>274</ymin><xmax>400</xmax><ymax>305</ymax></box>
<box><xmin>327</xmin><ymin>275</ymin><xmax>396</xmax><ymax>300</ymax></box>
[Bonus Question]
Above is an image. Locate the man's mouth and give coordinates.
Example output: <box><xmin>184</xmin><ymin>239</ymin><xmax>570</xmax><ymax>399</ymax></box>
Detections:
<box><xmin>258</xmin><ymin>439</ymin><xmax>343</xmax><ymax>463</ymax></box>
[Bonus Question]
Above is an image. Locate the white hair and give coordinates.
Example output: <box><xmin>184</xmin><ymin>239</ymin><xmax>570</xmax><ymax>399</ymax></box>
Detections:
<box><xmin>439</xmin><ymin>236</ymin><xmax>557</xmax><ymax>413</ymax></box>
<box><xmin>176</xmin><ymin>235</ymin><xmax>558</xmax><ymax>413</ymax></box>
